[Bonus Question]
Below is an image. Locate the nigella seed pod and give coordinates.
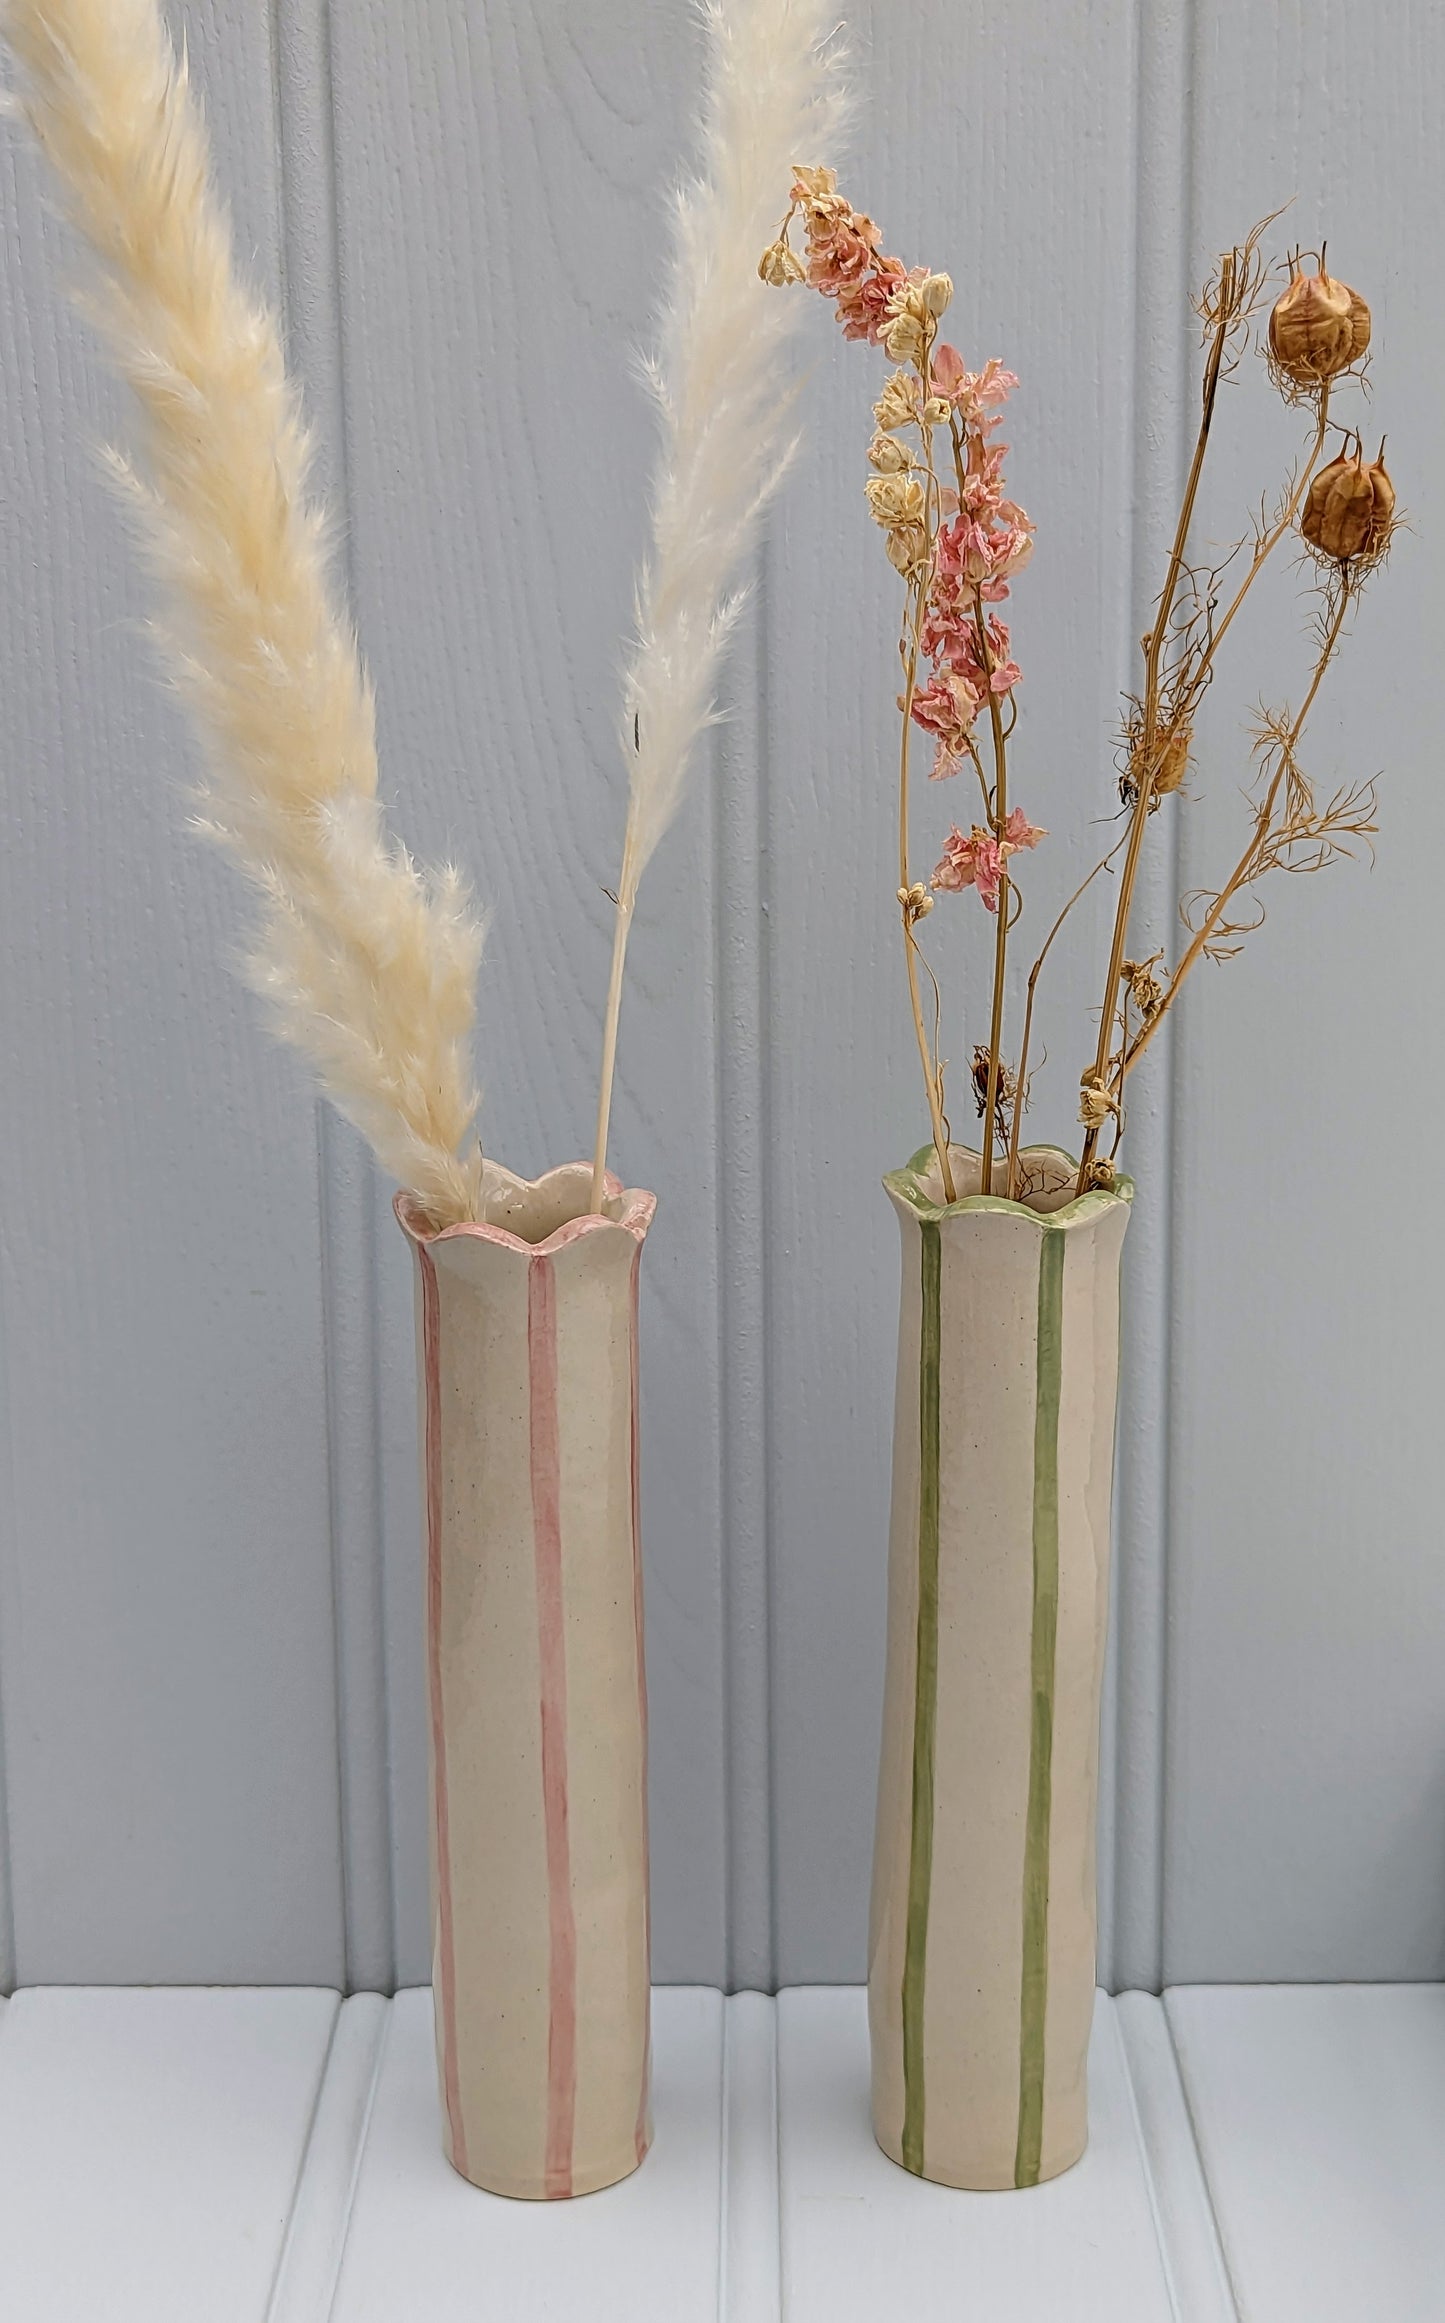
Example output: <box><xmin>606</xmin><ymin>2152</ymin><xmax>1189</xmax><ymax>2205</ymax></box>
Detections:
<box><xmin>1366</xmin><ymin>441</ymin><xmax>1396</xmax><ymax>535</ymax></box>
<box><xmin>1300</xmin><ymin>440</ymin><xmax>1394</xmax><ymax>562</ymax></box>
<box><xmin>1120</xmin><ymin>723</ymin><xmax>1190</xmax><ymax>811</ymax></box>
<box><xmin>1301</xmin><ymin>450</ymin><xmax>1372</xmax><ymax>559</ymax></box>
<box><xmin>1151</xmin><ymin>726</ymin><xmax>1191</xmax><ymax>797</ymax></box>
<box><xmin>1269</xmin><ymin>259</ymin><xmax>1371</xmax><ymax>385</ymax></box>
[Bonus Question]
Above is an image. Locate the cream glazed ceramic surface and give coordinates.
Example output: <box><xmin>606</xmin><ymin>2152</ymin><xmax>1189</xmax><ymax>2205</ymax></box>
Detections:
<box><xmin>396</xmin><ymin>1160</ymin><xmax>655</xmax><ymax>2200</ymax></box>
<box><xmin>869</xmin><ymin>1145</ymin><xmax>1133</xmax><ymax>2191</ymax></box>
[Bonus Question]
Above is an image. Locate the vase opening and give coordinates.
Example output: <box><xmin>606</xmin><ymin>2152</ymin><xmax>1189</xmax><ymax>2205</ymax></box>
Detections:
<box><xmin>478</xmin><ymin>1161</ymin><xmax>625</xmax><ymax>1244</ymax></box>
<box><xmin>915</xmin><ymin>1143</ymin><xmax>1082</xmax><ymax>1216</ymax></box>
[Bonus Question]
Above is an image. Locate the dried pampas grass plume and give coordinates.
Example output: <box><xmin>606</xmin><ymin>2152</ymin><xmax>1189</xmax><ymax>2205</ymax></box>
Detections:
<box><xmin>3</xmin><ymin>0</ymin><xmax>486</xmax><ymax>1228</ymax></box>
<box><xmin>590</xmin><ymin>0</ymin><xmax>848</xmax><ymax>1206</ymax></box>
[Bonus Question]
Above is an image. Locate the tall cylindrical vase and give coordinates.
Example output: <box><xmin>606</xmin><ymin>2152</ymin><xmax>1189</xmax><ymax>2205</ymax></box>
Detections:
<box><xmin>869</xmin><ymin>1143</ymin><xmax>1133</xmax><ymax>2191</ymax></box>
<box><xmin>396</xmin><ymin>1160</ymin><xmax>656</xmax><ymax>2200</ymax></box>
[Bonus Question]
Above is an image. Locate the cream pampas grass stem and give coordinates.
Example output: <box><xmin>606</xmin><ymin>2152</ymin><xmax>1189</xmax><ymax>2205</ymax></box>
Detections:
<box><xmin>3</xmin><ymin>0</ymin><xmax>486</xmax><ymax>1228</ymax></box>
<box><xmin>590</xmin><ymin>0</ymin><xmax>846</xmax><ymax>1208</ymax></box>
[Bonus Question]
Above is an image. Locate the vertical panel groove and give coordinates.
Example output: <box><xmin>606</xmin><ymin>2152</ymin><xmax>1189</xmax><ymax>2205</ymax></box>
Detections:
<box><xmin>273</xmin><ymin>0</ymin><xmax>394</xmax><ymax>1992</ymax></box>
<box><xmin>0</xmin><ymin>1291</ymin><xmax>16</xmax><ymax>1990</ymax></box>
<box><xmin>1159</xmin><ymin>1996</ymin><xmax>1246</xmax><ymax>2320</ymax></box>
<box><xmin>0</xmin><ymin>1016</ymin><xmax>16</xmax><ymax>1985</ymax></box>
<box><xmin>717</xmin><ymin>577</ymin><xmax>776</xmax><ymax>1991</ymax></box>
<box><xmin>719</xmin><ymin>1992</ymin><xmax>782</xmax><ymax>2320</ymax></box>
<box><xmin>418</xmin><ymin>1250</ymin><xmax>465</xmax><ymax>2171</ymax></box>
<box><xmin>1108</xmin><ymin>0</ymin><xmax>1195</xmax><ymax>1997</ymax></box>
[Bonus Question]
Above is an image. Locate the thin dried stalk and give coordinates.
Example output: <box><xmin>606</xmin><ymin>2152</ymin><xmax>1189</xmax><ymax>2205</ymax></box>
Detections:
<box><xmin>898</xmin><ymin>562</ymin><xmax>958</xmax><ymax>1199</ymax></box>
<box><xmin>591</xmin><ymin>0</ymin><xmax>847</xmax><ymax>1208</ymax></box>
<box><xmin>1123</xmin><ymin>575</ymin><xmax>1375</xmax><ymax>1083</ymax></box>
<box><xmin>975</xmin><ymin>593</ymin><xmax>1014</xmax><ymax>1195</ymax></box>
<box><xmin>1006</xmin><ymin>834</ymin><xmax>1127</xmax><ymax>1197</ymax></box>
<box><xmin>1077</xmin><ymin>219</ymin><xmax>1330</xmax><ymax>1192</ymax></box>
<box><xmin>1075</xmin><ymin>243</ymin><xmax>1243</xmax><ymax>1189</ymax></box>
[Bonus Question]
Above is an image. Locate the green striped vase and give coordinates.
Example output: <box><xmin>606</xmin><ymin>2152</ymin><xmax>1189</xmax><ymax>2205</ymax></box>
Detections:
<box><xmin>868</xmin><ymin>1143</ymin><xmax>1133</xmax><ymax>2191</ymax></box>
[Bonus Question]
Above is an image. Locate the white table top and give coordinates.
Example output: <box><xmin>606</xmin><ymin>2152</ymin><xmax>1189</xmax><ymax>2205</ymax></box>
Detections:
<box><xmin>0</xmin><ymin>1981</ymin><xmax>1439</xmax><ymax>2320</ymax></box>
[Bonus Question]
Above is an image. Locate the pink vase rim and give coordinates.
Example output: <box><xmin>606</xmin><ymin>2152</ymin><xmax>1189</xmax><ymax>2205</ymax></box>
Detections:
<box><xmin>394</xmin><ymin>1162</ymin><xmax>657</xmax><ymax>1259</ymax></box>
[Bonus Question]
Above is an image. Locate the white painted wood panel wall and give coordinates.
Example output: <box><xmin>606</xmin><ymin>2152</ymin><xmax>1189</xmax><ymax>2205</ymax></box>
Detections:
<box><xmin>0</xmin><ymin>0</ymin><xmax>1439</xmax><ymax>1994</ymax></box>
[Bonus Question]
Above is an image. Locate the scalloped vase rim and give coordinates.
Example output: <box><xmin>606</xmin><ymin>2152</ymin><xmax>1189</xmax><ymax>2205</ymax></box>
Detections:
<box><xmin>883</xmin><ymin>1141</ymin><xmax>1135</xmax><ymax>1230</ymax></box>
<box><xmin>394</xmin><ymin>1159</ymin><xmax>657</xmax><ymax>1258</ymax></box>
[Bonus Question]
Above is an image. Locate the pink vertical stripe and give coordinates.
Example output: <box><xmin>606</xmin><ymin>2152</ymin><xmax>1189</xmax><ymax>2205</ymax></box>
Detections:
<box><xmin>420</xmin><ymin>1248</ymin><xmax>468</xmax><ymax>2180</ymax></box>
<box><xmin>529</xmin><ymin>1254</ymin><xmax>578</xmax><ymax>2200</ymax></box>
<box><xmin>629</xmin><ymin>1243</ymin><xmax>652</xmax><ymax>2163</ymax></box>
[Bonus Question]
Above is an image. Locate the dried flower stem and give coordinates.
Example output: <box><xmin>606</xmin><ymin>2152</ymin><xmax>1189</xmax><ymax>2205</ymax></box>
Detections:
<box><xmin>907</xmin><ymin>329</ymin><xmax>957</xmax><ymax>1198</ymax></box>
<box><xmin>1121</xmin><ymin>579</ymin><xmax>1359</xmax><ymax>1083</ymax></box>
<box><xmin>900</xmin><ymin>577</ymin><xmax>957</xmax><ymax>1201</ymax></box>
<box><xmin>1076</xmin><ymin>255</ymin><xmax>1239</xmax><ymax>1192</ymax></box>
<box><xmin>1174</xmin><ymin>390</ymin><xmax>1333</xmax><ymax>729</ymax></box>
<box><xmin>590</xmin><ymin>894</ymin><xmax>632</xmax><ymax>1213</ymax></box>
<box><xmin>976</xmin><ymin>589</ymin><xmax>1012</xmax><ymax>1194</ymax></box>
<box><xmin>1078</xmin><ymin>224</ymin><xmax>1347</xmax><ymax>1194</ymax></box>
<box><xmin>1006</xmin><ymin>835</ymin><xmax>1128</xmax><ymax>1197</ymax></box>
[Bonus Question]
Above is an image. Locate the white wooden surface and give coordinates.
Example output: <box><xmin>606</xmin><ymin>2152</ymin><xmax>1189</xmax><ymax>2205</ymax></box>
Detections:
<box><xmin>329</xmin><ymin>1989</ymin><xmax>727</xmax><ymax>2323</ymax></box>
<box><xmin>775</xmin><ymin>1990</ymin><xmax>1180</xmax><ymax>2322</ymax></box>
<box><xmin>0</xmin><ymin>0</ymin><xmax>1441</xmax><ymax>1991</ymax></box>
<box><xmin>0</xmin><ymin>1986</ymin><xmax>338</xmax><ymax>2321</ymax></box>
<box><xmin>1</xmin><ymin>1982</ymin><xmax>1439</xmax><ymax>2320</ymax></box>
<box><xmin>1167</xmin><ymin>1985</ymin><xmax>1445</xmax><ymax>2323</ymax></box>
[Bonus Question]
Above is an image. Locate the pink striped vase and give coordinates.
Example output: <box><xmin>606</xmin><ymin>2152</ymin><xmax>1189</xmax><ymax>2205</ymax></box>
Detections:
<box><xmin>396</xmin><ymin>1160</ymin><xmax>655</xmax><ymax>2200</ymax></box>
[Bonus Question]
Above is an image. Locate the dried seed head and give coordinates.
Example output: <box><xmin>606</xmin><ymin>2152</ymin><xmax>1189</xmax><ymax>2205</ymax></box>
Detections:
<box><xmin>758</xmin><ymin>238</ymin><xmax>805</xmax><ymax>288</ymax></box>
<box><xmin>864</xmin><ymin>472</ymin><xmax>926</xmax><ymax>529</ymax></box>
<box><xmin>971</xmin><ymin>1045</ymin><xmax>1018</xmax><ymax>1147</ymax></box>
<box><xmin>867</xmin><ymin>431</ymin><xmax>913</xmax><ymax>474</ymax></box>
<box><xmin>897</xmin><ymin>882</ymin><xmax>934</xmax><ymax>923</ymax></box>
<box><xmin>1120</xmin><ymin>954</ymin><xmax>1166</xmax><ymax>1021</ymax></box>
<box><xmin>1269</xmin><ymin>259</ymin><xmax>1371</xmax><ymax>387</ymax></box>
<box><xmin>884</xmin><ymin>523</ymin><xmax>930</xmax><ymax>578</ymax></box>
<box><xmin>1078</xmin><ymin>1072</ymin><xmax>1120</xmax><ymax>1131</ymax></box>
<box><xmin>882</xmin><ymin>309</ymin><xmax>926</xmax><ymax>364</ymax></box>
<box><xmin>1152</xmin><ymin>727</ymin><xmax>1191</xmax><ymax>797</ymax></box>
<box><xmin>882</xmin><ymin>276</ymin><xmax>950</xmax><ymax>362</ymax></box>
<box><xmin>1366</xmin><ymin>440</ymin><xmax>1395</xmax><ymax>532</ymax></box>
<box><xmin>1301</xmin><ymin>439</ymin><xmax>1395</xmax><ymax>563</ymax></box>
<box><xmin>1121</xmin><ymin>723</ymin><xmax>1191</xmax><ymax>811</ymax></box>
<box><xmin>874</xmin><ymin>370</ymin><xmax>921</xmax><ymax>432</ymax></box>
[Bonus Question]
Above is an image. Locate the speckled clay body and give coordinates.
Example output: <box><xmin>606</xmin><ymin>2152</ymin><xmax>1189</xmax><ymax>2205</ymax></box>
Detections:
<box><xmin>869</xmin><ymin>1145</ymin><xmax>1132</xmax><ymax>2190</ymax></box>
<box><xmin>397</xmin><ymin>1161</ymin><xmax>655</xmax><ymax>2200</ymax></box>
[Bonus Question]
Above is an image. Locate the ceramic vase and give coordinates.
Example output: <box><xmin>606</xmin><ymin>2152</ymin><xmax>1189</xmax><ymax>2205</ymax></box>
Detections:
<box><xmin>868</xmin><ymin>1143</ymin><xmax>1133</xmax><ymax>2190</ymax></box>
<box><xmin>396</xmin><ymin>1160</ymin><xmax>656</xmax><ymax>2200</ymax></box>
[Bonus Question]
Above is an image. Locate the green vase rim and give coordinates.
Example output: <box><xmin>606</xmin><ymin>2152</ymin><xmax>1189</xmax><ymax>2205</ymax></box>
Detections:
<box><xmin>883</xmin><ymin>1141</ymin><xmax>1135</xmax><ymax>1229</ymax></box>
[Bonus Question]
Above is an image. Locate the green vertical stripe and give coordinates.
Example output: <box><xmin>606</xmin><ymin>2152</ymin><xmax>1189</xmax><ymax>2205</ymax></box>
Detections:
<box><xmin>900</xmin><ymin>1219</ymin><xmax>942</xmax><ymax>2177</ymax></box>
<box><xmin>1016</xmin><ymin>1227</ymin><xmax>1065</xmax><ymax>2186</ymax></box>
